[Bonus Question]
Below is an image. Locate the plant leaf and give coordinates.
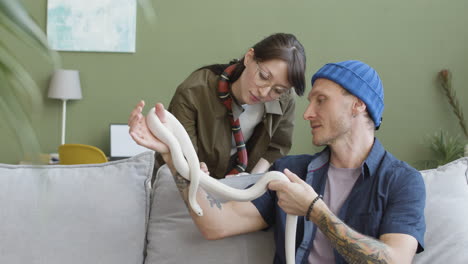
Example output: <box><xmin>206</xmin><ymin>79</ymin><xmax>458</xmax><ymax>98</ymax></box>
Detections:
<box><xmin>0</xmin><ymin>69</ymin><xmax>41</xmax><ymax>159</ymax></box>
<box><xmin>0</xmin><ymin>0</ymin><xmax>60</xmax><ymax>162</ymax></box>
<box><xmin>137</xmin><ymin>0</ymin><xmax>157</xmax><ymax>25</ymax></box>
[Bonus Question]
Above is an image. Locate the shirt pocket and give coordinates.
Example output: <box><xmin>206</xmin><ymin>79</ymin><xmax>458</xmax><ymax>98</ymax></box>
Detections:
<box><xmin>347</xmin><ymin>211</ymin><xmax>383</xmax><ymax>238</ymax></box>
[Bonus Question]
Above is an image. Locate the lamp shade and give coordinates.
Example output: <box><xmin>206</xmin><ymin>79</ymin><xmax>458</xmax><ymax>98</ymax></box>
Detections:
<box><xmin>48</xmin><ymin>69</ymin><xmax>82</xmax><ymax>100</ymax></box>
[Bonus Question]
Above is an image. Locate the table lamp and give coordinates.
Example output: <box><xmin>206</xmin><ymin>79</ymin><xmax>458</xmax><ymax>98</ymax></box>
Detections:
<box><xmin>48</xmin><ymin>69</ymin><xmax>82</xmax><ymax>145</ymax></box>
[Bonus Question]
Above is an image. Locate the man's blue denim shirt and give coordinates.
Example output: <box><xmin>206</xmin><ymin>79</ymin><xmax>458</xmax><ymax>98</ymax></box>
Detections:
<box><xmin>252</xmin><ymin>138</ymin><xmax>426</xmax><ymax>264</ymax></box>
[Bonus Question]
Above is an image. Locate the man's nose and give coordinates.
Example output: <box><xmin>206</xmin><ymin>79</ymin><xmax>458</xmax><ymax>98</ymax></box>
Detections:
<box><xmin>303</xmin><ymin>103</ymin><xmax>316</xmax><ymax>120</ymax></box>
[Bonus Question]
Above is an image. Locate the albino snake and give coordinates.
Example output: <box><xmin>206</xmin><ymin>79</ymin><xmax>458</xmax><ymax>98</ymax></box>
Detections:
<box><xmin>146</xmin><ymin>107</ymin><xmax>297</xmax><ymax>264</ymax></box>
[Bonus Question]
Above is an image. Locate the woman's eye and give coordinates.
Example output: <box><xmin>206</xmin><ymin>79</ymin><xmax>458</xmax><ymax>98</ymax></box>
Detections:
<box><xmin>259</xmin><ymin>71</ymin><xmax>269</xmax><ymax>80</ymax></box>
<box><xmin>273</xmin><ymin>87</ymin><xmax>286</xmax><ymax>95</ymax></box>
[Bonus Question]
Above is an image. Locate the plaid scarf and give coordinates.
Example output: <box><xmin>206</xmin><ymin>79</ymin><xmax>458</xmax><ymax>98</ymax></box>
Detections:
<box><xmin>217</xmin><ymin>64</ymin><xmax>248</xmax><ymax>175</ymax></box>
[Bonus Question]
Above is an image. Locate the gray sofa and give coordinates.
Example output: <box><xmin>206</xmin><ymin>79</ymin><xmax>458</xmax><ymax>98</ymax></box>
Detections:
<box><xmin>0</xmin><ymin>151</ymin><xmax>467</xmax><ymax>263</ymax></box>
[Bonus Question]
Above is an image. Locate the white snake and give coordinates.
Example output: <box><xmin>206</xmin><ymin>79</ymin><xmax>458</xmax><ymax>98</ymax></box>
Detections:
<box><xmin>146</xmin><ymin>107</ymin><xmax>297</xmax><ymax>264</ymax></box>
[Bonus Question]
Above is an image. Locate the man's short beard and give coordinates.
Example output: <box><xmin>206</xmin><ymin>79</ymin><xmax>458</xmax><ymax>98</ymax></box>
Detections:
<box><xmin>312</xmin><ymin>117</ymin><xmax>350</xmax><ymax>147</ymax></box>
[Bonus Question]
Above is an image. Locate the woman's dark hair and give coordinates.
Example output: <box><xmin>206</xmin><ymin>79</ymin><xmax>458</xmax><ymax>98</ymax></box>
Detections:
<box><xmin>198</xmin><ymin>33</ymin><xmax>306</xmax><ymax>96</ymax></box>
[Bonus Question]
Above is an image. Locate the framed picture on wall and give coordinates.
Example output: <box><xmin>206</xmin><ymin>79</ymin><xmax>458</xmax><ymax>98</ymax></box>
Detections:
<box><xmin>46</xmin><ymin>0</ymin><xmax>137</xmax><ymax>53</ymax></box>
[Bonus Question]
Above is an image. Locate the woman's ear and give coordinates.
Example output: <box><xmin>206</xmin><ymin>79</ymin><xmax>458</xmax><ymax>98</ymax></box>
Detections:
<box><xmin>244</xmin><ymin>48</ymin><xmax>255</xmax><ymax>66</ymax></box>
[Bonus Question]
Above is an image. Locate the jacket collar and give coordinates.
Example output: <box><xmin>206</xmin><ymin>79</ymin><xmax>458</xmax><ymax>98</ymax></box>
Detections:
<box><xmin>231</xmin><ymin>100</ymin><xmax>283</xmax><ymax>120</ymax></box>
<box><xmin>363</xmin><ymin>138</ymin><xmax>386</xmax><ymax>178</ymax></box>
<box><xmin>306</xmin><ymin>138</ymin><xmax>386</xmax><ymax>179</ymax></box>
<box><xmin>264</xmin><ymin>100</ymin><xmax>283</xmax><ymax>115</ymax></box>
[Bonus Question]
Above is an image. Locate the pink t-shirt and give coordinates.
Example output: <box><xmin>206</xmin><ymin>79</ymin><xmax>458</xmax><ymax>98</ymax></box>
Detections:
<box><xmin>308</xmin><ymin>164</ymin><xmax>361</xmax><ymax>264</ymax></box>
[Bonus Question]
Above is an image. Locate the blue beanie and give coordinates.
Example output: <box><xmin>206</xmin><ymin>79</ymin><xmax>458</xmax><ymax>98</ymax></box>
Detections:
<box><xmin>311</xmin><ymin>60</ymin><xmax>384</xmax><ymax>129</ymax></box>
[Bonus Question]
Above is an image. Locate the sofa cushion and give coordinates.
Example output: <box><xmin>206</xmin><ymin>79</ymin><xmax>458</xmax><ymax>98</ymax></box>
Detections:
<box><xmin>413</xmin><ymin>157</ymin><xmax>468</xmax><ymax>263</ymax></box>
<box><xmin>0</xmin><ymin>151</ymin><xmax>154</xmax><ymax>264</ymax></box>
<box><xmin>144</xmin><ymin>165</ymin><xmax>275</xmax><ymax>264</ymax></box>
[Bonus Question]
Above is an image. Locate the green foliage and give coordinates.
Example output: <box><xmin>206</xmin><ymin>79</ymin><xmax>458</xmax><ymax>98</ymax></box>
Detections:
<box><xmin>419</xmin><ymin>130</ymin><xmax>465</xmax><ymax>169</ymax></box>
<box><xmin>418</xmin><ymin>69</ymin><xmax>467</xmax><ymax>170</ymax></box>
<box><xmin>438</xmin><ymin>69</ymin><xmax>468</xmax><ymax>139</ymax></box>
<box><xmin>0</xmin><ymin>0</ymin><xmax>60</xmax><ymax>161</ymax></box>
<box><xmin>137</xmin><ymin>0</ymin><xmax>157</xmax><ymax>24</ymax></box>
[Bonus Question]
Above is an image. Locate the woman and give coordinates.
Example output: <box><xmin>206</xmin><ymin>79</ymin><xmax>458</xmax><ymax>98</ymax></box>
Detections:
<box><xmin>130</xmin><ymin>33</ymin><xmax>306</xmax><ymax>179</ymax></box>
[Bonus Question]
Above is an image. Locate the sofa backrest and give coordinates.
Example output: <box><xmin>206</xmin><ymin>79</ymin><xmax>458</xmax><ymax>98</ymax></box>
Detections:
<box><xmin>0</xmin><ymin>152</ymin><xmax>154</xmax><ymax>264</ymax></box>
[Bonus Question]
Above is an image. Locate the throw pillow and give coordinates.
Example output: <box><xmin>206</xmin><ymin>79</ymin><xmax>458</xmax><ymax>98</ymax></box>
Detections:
<box><xmin>0</xmin><ymin>151</ymin><xmax>154</xmax><ymax>264</ymax></box>
<box><xmin>413</xmin><ymin>157</ymin><xmax>468</xmax><ymax>263</ymax></box>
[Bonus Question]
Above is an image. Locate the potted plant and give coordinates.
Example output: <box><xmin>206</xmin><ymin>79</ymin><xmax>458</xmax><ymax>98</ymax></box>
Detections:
<box><xmin>419</xmin><ymin>69</ymin><xmax>467</xmax><ymax>169</ymax></box>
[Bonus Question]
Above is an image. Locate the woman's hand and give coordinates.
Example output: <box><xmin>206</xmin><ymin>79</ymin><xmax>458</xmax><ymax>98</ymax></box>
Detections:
<box><xmin>128</xmin><ymin>100</ymin><xmax>170</xmax><ymax>154</ymax></box>
<box><xmin>200</xmin><ymin>162</ymin><xmax>210</xmax><ymax>175</ymax></box>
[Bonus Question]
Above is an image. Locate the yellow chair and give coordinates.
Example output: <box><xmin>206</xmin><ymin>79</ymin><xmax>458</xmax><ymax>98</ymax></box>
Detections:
<box><xmin>58</xmin><ymin>144</ymin><xmax>108</xmax><ymax>165</ymax></box>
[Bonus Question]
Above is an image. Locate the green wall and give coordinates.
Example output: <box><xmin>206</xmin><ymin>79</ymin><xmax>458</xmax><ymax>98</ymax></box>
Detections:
<box><xmin>2</xmin><ymin>0</ymin><xmax>467</xmax><ymax>166</ymax></box>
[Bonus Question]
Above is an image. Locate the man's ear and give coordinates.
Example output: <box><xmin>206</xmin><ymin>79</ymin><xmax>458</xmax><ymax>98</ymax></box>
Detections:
<box><xmin>243</xmin><ymin>48</ymin><xmax>255</xmax><ymax>66</ymax></box>
<box><xmin>353</xmin><ymin>98</ymin><xmax>367</xmax><ymax>115</ymax></box>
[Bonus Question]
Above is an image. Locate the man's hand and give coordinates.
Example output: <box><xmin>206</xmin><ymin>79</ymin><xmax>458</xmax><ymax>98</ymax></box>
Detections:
<box><xmin>268</xmin><ymin>168</ymin><xmax>318</xmax><ymax>216</ymax></box>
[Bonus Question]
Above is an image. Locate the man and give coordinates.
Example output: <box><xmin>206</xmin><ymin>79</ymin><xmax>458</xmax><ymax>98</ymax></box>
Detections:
<box><xmin>129</xmin><ymin>60</ymin><xmax>425</xmax><ymax>264</ymax></box>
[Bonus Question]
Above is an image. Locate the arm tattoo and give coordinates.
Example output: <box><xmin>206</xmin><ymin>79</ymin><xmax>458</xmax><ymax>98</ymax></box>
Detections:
<box><xmin>172</xmin><ymin>173</ymin><xmax>190</xmax><ymax>208</ymax></box>
<box><xmin>206</xmin><ymin>193</ymin><xmax>223</xmax><ymax>210</ymax></box>
<box><xmin>316</xmin><ymin>211</ymin><xmax>391</xmax><ymax>264</ymax></box>
<box><xmin>172</xmin><ymin>172</ymin><xmax>224</xmax><ymax>210</ymax></box>
<box><xmin>173</xmin><ymin>172</ymin><xmax>189</xmax><ymax>193</ymax></box>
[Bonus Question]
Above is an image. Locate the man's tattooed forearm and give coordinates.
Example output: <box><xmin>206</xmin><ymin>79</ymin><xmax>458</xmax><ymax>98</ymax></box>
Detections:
<box><xmin>316</xmin><ymin>212</ymin><xmax>391</xmax><ymax>264</ymax></box>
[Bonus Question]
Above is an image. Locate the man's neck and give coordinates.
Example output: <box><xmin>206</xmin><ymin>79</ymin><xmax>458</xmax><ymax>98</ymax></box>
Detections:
<box><xmin>329</xmin><ymin>130</ymin><xmax>374</xmax><ymax>169</ymax></box>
